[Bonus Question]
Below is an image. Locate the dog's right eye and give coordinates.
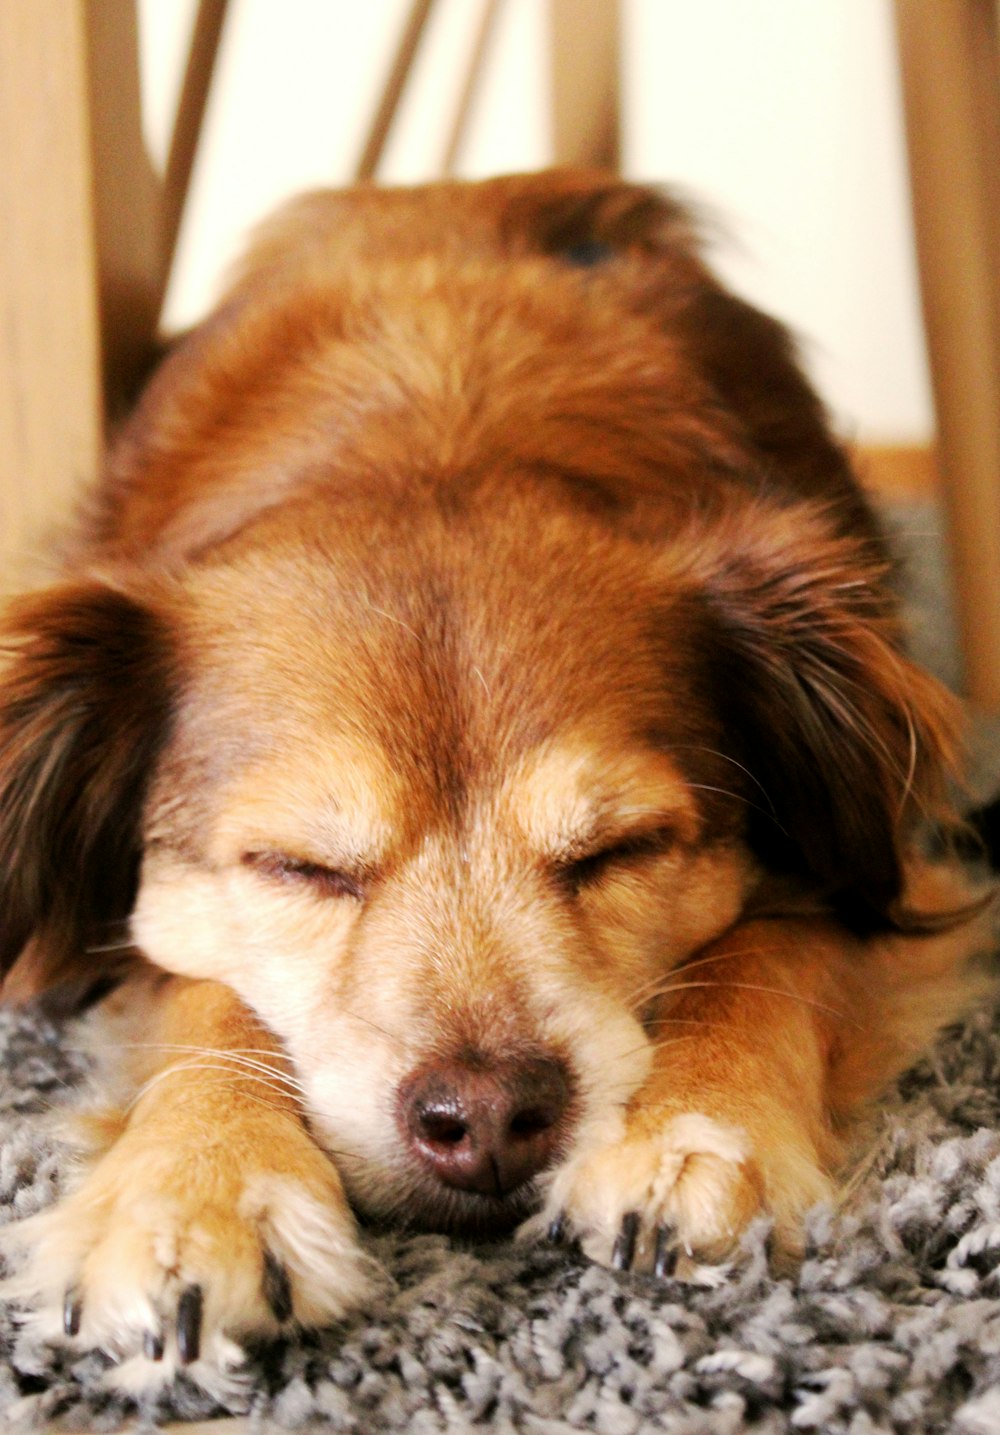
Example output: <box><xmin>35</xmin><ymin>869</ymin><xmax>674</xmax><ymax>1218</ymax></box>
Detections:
<box><xmin>240</xmin><ymin>851</ymin><xmax>365</xmax><ymax>901</ymax></box>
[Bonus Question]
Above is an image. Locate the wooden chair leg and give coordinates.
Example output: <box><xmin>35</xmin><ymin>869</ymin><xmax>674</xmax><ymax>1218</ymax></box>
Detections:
<box><xmin>0</xmin><ymin>0</ymin><xmax>225</xmax><ymax>595</ymax></box>
<box><xmin>548</xmin><ymin>0</ymin><xmax>621</xmax><ymax>170</ymax></box>
<box><xmin>85</xmin><ymin>0</ymin><xmax>167</xmax><ymax>419</ymax></box>
<box><xmin>895</xmin><ymin>0</ymin><xmax>1000</xmax><ymax>711</ymax></box>
<box><xmin>441</xmin><ymin>0</ymin><xmax>505</xmax><ymax>176</ymax></box>
<box><xmin>162</xmin><ymin>0</ymin><xmax>230</xmax><ymax>289</ymax></box>
<box><xmin>0</xmin><ymin>0</ymin><xmax>106</xmax><ymax>592</ymax></box>
<box><xmin>355</xmin><ymin>0</ymin><xmax>438</xmax><ymax>182</ymax></box>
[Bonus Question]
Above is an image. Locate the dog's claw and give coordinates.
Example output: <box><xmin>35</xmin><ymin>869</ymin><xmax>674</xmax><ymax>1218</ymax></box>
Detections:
<box><xmin>62</xmin><ymin>1289</ymin><xmax>82</xmax><ymax>1337</ymax></box>
<box><xmin>176</xmin><ymin>1284</ymin><xmax>203</xmax><ymax>1365</ymax></box>
<box><xmin>611</xmin><ymin>1210</ymin><xmax>640</xmax><ymax>1271</ymax></box>
<box><xmin>262</xmin><ymin>1250</ymin><xmax>293</xmax><ymax>1323</ymax></box>
<box><xmin>143</xmin><ymin>1327</ymin><xmax>165</xmax><ymax>1362</ymax></box>
<box><xmin>547</xmin><ymin>1211</ymin><xmax>567</xmax><ymax>1244</ymax></box>
<box><xmin>653</xmin><ymin>1224</ymin><xmax>678</xmax><ymax>1278</ymax></box>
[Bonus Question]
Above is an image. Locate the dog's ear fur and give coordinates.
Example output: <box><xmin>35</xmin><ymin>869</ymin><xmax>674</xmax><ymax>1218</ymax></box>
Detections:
<box><xmin>518</xmin><ymin>172</ymin><xmax>877</xmax><ymax>539</ymax></box>
<box><xmin>523</xmin><ymin>174</ymin><xmax>953</xmax><ymax>928</ymax></box>
<box><xmin>0</xmin><ymin>578</ymin><xmax>173</xmax><ymax>995</ymax></box>
<box><xmin>676</xmin><ymin>505</ymin><xmax>959</xmax><ymax>931</ymax></box>
<box><xmin>498</xmin><ymin>173</ymin><xmax>955</xmax><ymax>928</ymax></box>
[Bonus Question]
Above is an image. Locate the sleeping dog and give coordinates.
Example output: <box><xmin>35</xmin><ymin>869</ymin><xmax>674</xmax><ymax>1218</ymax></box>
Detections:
<box><xmin>0</xmin><ymin>170</ymin><xmax>991</xmax><ymax>1389</ymax></box>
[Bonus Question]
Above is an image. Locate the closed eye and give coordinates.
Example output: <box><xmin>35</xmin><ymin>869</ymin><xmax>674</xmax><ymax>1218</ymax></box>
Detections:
<box><xmin>557</xmin><ymin>826</ymin><xmax>678</xmax><ymax>891</ymax></box>
<box><xmin>241</xmin><ymin>851</ymin><xmax>366</xmax><ymax>901</ymax></box>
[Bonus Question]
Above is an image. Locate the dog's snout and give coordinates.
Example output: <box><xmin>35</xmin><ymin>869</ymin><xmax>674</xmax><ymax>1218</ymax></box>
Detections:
<box><xmin>398</xmin><ymin>1055</ymin><xmax>571</xmax><ymax>1197</ymax></box>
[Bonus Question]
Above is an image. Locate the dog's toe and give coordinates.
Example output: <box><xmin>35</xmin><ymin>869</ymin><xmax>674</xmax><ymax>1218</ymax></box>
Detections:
<box><xmin>537</xmin><ymin>1111</ymin><xmax>767</xmax><ymax>1273</ymax></box>
<box><xmin>536</xmin><ymin>1108</ymin><xmax>834</xmax><ymax>1275</ymax></box>
<box><xmin>0</xmin><ymin>1118</ymin><xmax>381</xmax><ymax>1391</ymax></box>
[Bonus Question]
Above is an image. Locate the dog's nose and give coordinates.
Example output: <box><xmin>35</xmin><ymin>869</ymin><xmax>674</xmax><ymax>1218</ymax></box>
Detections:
<box><xmin>398</xmin><ymin>1054</ymin><xmax>571</xmax><ymax>1197</ymax></box>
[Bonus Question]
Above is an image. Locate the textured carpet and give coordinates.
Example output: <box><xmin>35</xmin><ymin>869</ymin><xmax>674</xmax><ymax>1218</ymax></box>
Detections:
<box><xmin>1</xmin><ymin>501</ymin><xmax>999</xmax><ymax>1433</ymax></box>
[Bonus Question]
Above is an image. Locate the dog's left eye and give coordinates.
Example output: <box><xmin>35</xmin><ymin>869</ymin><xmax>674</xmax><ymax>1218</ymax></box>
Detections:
<box><xmin>558</xmin><ymin>239</ymin><xmax>613</xmax><ymax>267</ymax></box>
<box><xmin>558</xmin><ymin>827</ymin><xmax>677</xmax><ymax>890</ymax></box>
<box><xmin>241</xmin><ymin>851</ymin><xmax>365</xmax><ymax>901</ymax></box>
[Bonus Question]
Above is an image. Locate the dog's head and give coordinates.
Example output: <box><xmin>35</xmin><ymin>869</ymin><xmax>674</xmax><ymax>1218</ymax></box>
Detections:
<box><xmin>0</xmin><ymin>173</ymin><xmax>959</xmax><ymax>1231</ymax></box>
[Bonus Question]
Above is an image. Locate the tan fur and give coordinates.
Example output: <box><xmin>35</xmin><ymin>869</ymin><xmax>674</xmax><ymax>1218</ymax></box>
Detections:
<box><xmin>0</xmin><ymin>171</ymin><xmax>993</xmax><ymax>1389</ymax></box>
<box><xmin>2</xmin><ymin>975</ymin><xmax>375</xmax><ymax>1391</ymax></box>
<box><xmin>539</xmin><ymin>866</ymin><xmax>994</xmax><ymax>1273</ymax></box>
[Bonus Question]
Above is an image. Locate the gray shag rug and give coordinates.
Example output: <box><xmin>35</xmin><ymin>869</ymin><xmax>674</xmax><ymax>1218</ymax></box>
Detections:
<box><xmin>2</xmin><ymin>500</ymin><xmax>1000</xmax><ymax>1433</ymax></box>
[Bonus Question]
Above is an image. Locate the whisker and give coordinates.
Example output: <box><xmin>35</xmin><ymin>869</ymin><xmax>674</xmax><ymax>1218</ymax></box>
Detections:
<box><xmin>610</xmin><ymin>1034</ymin><xmax>699</xmax><ymax>1065</ymax></box>
<box><xmin>623</xmin><ymin>951</ymin><xmax>768</xmax><ymax>1011</ymax></box>
<box><xmin>623</xmin><ymin>941</ymin><xmax>830</xmax><ymax>1013</ymax></box>
<box><xmin>673</xmin><ymin>945</ymin><xmax>786</xmax><ymax>977</ymax></box>
<box><xmin>667</xmin><ymin>745</ymin><xmax>780</xmax><ymax>816</ymax></box>
<box><xmin>686</xmin><ymin>783</ymin><xmax>790</xmax><ymax>835</ymax></box>
<box><xmin>210</xmin><ymin>1087</ymin><xmax>296</xmax><ymax>1118</ymax></box>
<box><xmin>633</xmin><ymin>978</ymin><xmax>853</xmax><ymax>1026</ymax></box>
<box><xmin>642</xmin><ymin>1015</ymin><xmax>719</xmax><ymax>1029</ymax></box>
<box><xmin>115</xmin><ymin>1043</ymin><xmax>311</xmax><ymax>1097</ymax></box>
<box><xmin>124</xmin><ymin>1062</ymin><xmax>304</xmax><ymax>1114</ymax></box>
<box><xmin>340</xmin><ymin>1011</ymin><xmax>401</xmax><ymax>1046</ymax></box>
<box><xmin>364</xmin><ymin>601</ymin><xmax>420</xmax><ymax>641</ymax></box>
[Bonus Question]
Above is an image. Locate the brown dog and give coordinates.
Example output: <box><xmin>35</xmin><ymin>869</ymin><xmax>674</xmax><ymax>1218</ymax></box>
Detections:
<box><xmin>0</xmin><ymin>171</ymin><xmax>989</xmax><ymax>1391</ymax></box>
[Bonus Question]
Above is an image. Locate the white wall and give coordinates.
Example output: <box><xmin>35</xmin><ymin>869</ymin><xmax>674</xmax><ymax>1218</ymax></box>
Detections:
<box><xmin>139</xmin><ymin>0</ymin><xmax>932</xmax><ymax>444</ymax></box>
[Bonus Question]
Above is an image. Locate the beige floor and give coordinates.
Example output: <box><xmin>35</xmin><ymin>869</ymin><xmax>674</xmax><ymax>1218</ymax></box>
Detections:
<box><xmin>163</xmin><ymin>1425</ymin><xmax>254</xmax><ymax>1434</ymax></box>
<box><xmin>165</xmin><ymin>1425</ymin><xmax>254</xmax><ymax>1434</ymax></box>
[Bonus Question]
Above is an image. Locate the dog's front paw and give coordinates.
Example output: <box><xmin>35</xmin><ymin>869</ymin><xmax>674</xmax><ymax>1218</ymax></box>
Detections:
<box><xmin>538</xmin><ymin>1111</ymin><xmax>830</xmax><ymax>1276</ymax></box>
<box><xmin>1</xmin><ymin>1110</ymin><xmax>379</xmax><ymax>1395</ymax></box>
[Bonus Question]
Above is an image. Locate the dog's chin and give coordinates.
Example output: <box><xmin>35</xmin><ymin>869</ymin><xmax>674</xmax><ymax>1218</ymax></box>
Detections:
<box><xmin>359</xmin><ymin>1175</ymin><xmax>543</xmax><ymax>1239</ymax></box>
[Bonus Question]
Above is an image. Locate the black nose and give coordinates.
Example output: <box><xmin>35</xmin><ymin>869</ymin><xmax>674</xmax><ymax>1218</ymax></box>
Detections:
<box><xmin>398</xmin><ymin>1054</ymin><xmax>572</xmax><ymax>1197</ymax></box>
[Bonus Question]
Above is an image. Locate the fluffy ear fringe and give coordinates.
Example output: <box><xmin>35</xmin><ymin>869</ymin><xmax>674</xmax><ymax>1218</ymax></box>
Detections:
<box><xmin>0</xmin><ymin>577</ymin><xmax>174</xmax><ymax>994</ymax></box>
<box><xmin>670</xmin><ymin>501</ymin><xmax>964</xmax><ymax>932</ymax></box>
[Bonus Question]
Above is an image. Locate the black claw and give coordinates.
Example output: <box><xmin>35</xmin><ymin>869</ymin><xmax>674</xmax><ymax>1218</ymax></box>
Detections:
<box><xmin>611</xmin><ymin>1211</ymin><xmax>640</xmax><ymax>1271</ymax></box>
<box><xmin>262</xmin><ymin>1251</ymin><xmax>293</xmax><ymax>1324</ymax></box>
<box><xmin>547</xmin><ymin>1212</ymin><xmax>567</xmax><ymax>1244</ymax></box>
<box><xmin>143</xmin><ymin>1328</ymin><xmax>165</xmax><ymax>1362</ymax></box>
<box><xmin>62</xmin><ymin>1289</ymin><xmax>82</xmax><ymax>1337</ymax></box>
<box><xmin>653</xmin><ymin>1225</ymin><xmax>678</xmax><ymax>1278</ymax></box>
<box><xmin>176</xmin><ymin>1284</ymin><xmax>203</xmax><ymax>1365</ymax></box>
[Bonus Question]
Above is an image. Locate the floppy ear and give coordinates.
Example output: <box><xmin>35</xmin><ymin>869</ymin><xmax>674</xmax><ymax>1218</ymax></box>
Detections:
<box><xmin>0</xmin><ymin>578</ymin><xmax>173</xmax><ymax>995</ymax></box>
<box><xmin>679</xmin><ymin>504</ymin><xmax>960</xmax><ymax>932</ymax></box>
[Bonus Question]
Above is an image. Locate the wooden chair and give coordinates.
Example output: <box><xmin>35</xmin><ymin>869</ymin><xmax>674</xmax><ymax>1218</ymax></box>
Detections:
<box><xmin>0</xmin><ymin>0</ymin><xmax>224</xmax><ymax>589</ymax></box>
<box><xmin>894</xmin><ymin>0</ymin><xmax>1000</xmax><ymax>710</ymax></box>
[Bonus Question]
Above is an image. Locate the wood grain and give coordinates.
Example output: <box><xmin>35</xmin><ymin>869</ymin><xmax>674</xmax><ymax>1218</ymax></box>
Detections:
<box><xmin>894</xmin><ymin>0</ymin><xmax>1000</xmax><ymax>709</ymax></box>
<box><xmin>0</xmin><ymin>0</ymin><xmax>104</xmax><ymax>593</ymax></box>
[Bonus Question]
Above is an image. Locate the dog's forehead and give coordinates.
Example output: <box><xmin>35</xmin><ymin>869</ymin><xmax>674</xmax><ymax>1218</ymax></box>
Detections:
<box><xmin>175</xmin><ymin>504</ymin><xmax>695</xmax><ymax>818</ymax></box>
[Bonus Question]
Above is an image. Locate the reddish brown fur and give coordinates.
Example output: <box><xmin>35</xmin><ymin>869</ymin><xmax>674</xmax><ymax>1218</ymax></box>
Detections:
<box><xmin>0</xmin><ymin>172</ymin><xmax>990</xmax><ymax>1372</ymax></box>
